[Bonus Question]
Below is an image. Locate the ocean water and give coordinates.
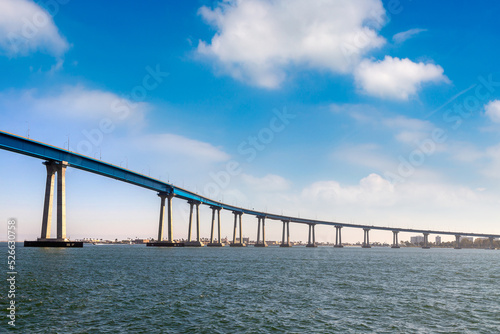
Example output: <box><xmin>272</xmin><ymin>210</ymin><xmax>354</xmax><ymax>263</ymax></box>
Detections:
<box><xmin>2</xmin><ymin>244</ymin><xmax>500</xmax><ymax>333</ymax></box>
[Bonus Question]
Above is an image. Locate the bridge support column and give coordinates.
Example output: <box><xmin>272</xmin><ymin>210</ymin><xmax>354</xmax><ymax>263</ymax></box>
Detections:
<box><xmin>185</xmin><ymin>201</ymin><xmax>203</xmax><ymax>247</ymax></box>
<box><xmin>334</xmin><ymin>226</ymin><xmax>343</xmax><ymax>248</ymax></box>
<box><xmin>148</xmin><ymin>192</ymin><xmax>179</xmax><ymax>247</ymax></box>
<box><xmin>56</xmin><ymin>162</ymin><xmax>68</xmax><ymax>240</ymax></box>
<box><xmin>489</xmin><ymin>237</ymin><xmax>495</xmax><ymax>250</ymax></box>
<box><xmin>40</xmin><ymin>161</ymin><xmax>57</xmax><ymax>239</ymax></box>
<box><xmin>166</xmin><ymin>194</ymin><xmax>173</xmax><ymax>242</ymax></box>
<box><xmin>362</xmin><ymin>229</ymin><xmax>371</xmax><ymax>248</ymax></box>
<box><xmin>455</xmin><ymin>235</ymin><xmax>461</xmax><ymax>249</ymax></box>
<box><xmin>391</xmin><ymin>231</ymin><xmax>400</xmax><ymax>248</ymax></box>
<box><xmin>306</xmin><ymin>224</ymin><xmax>317</xmax><ymax>247</ymax></box>
<box><xmin>280</xmin><ymin>221</ymin><xmax>291</xmax><ymax>247</ymax></box>
<box><xmin>26</xmin><ymin>161</ymin><xmax>82</xmax><ymax>247</ymax></box>
<box><xmin>207</xmin><ymin>206</ymin><xmax>223</xmax><ymax>247</ymax></box>
<box><xmin>157</xmin><ymin>193</ymin><xmax>167</xmax><ymax>241</ymax></box>
<box><xmin>422</xmin><ymin>233</ymin><xmax>430</xmax><ymax>249</ymax></box>
<box><xmin>230</xmin><ymin>212</ymin><xmax>245</xmax><ymax>247</ymax></box>
<box><xmin>255</xmin><ymin>216</ymin><xmax>268</xmax><ymax>247</ymax></box>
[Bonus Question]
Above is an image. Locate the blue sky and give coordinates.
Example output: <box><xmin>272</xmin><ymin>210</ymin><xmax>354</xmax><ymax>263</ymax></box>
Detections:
<box><xmin>1</xmin><ymin>0</ymin><xmax>500</xmax><ymax>243</ymax></box>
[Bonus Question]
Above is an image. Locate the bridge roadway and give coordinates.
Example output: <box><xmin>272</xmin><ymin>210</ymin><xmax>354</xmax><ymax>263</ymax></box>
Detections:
<box><xmin>1</xmin><ymin>130</ymin><xmax>500</xmax><ymax>247</ymax></box>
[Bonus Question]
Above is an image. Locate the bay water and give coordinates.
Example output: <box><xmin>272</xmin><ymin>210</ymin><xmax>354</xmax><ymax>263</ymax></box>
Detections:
<box><xmin>2</xmin><ymin>244</ymin><xmax>499</xmax><ymax>333</ymax></box>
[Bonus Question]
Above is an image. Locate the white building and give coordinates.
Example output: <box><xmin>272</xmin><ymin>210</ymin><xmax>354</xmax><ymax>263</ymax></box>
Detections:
<box><xmin>435</xmin><ymin>236</ymin><xmax>441</xmax><ymax>245</ymax></box>
<box><xmin>410</xmin><ymin>236</ymin><xmax>424</xmax><ymax>245</ymax></box>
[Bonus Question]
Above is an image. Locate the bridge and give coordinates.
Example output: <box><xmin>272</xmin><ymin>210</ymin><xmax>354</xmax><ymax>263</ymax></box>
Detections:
<box><xmin>1</xmin><ymin>130</ymin><xmax>499</xmax><ymax>249</ymax></box>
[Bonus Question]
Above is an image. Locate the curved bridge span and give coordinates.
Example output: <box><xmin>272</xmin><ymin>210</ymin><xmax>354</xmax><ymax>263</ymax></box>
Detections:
<box><xmin>1</xmin><ymin>130</ymin><xmax>499</xmax><ymax>248</ymax></box>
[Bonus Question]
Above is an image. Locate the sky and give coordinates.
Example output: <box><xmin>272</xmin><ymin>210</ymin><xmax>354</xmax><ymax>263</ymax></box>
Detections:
<box><xmin>1</xmin><ymin>0</ymin><xmax>500</xmax><ymax>243</ymax></box>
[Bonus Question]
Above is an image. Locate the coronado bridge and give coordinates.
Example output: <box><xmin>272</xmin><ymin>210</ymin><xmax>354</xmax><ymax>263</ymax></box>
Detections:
<box><xmin>1</xmin><ymin>130</ymin><xmax>499</xmax><ymax>249</ymax></box>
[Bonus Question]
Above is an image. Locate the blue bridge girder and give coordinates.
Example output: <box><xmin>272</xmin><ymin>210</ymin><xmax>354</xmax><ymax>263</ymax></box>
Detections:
<box><xmin>1</xmin><ymin>130</ymin><xmax>499</xmax><ymax>239</ymax></box>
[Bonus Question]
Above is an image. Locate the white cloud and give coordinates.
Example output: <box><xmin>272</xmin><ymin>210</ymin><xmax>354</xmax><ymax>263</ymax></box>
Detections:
<box><xmin>354</xmin><ymin>56</ymin><xmax>449</xmax><ymax>100</ymax></box>
<box><xmin>241</xmin><ymin>173</ymin><xmax>291</xmax><ymax>191</ymax></box>
<box><xmin>332</xmin><ymin>143</ymin><xmax>393</xmax><ymax>171</ymax></box>
<box><xmin>484</xmin><ymin>100</ymin><xmax>500</xmax><ymax>123</ymax></box>
<box><xmin>383</xmin><ymin>116</ymin><xmax>434</xmax><ymax>144</ymax></box>
<box><xmin>301</xmin><ymin>173</ymin><xmax>490</xmax><ymax>225</ymax></box>
<box><xmin>0</xmin><ymin>0</ymin><xmax>69</xmax><ymax>57</ymax></box>
<box><xmin>2</xmin><ymin>86</ymin><xmax>148</xmax><ymax>127</ymax></box>
<box><xmin>302</xmin><ymin>173</ymin><xmax>396</xmax><ymax>206</ymax></box>
<box><xmin>392</xmin><ymin>28</ymin><xmax>427</xmax><ymax>44</ymax></box>
<box><xmin>140</xmin><ymin>133</ymin><xmax>230</xmax><ymax>163</ymax></box>
<box><xmin>197</xmin><ymin>0</ymin><xmax>386</xmax><ymax>88</ymax></box>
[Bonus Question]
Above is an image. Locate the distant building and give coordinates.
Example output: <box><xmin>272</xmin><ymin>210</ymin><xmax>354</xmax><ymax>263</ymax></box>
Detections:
<box><xmin>410</xmin><ymin>236</ymin><xmax>424</xmax><ymax>245</ymax></box>
<box><xmin>235</xmin><ymin>237</ymin><xmax>250</xmax><ymax>243</ymax></box>
<box><xmin>435</xmin><ymin>236</ymin><xmax>441</xmax><ymax>245</ymax></box>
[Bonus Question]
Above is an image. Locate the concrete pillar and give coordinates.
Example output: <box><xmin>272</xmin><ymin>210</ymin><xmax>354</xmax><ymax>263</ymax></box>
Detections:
<box><xmin>455</xmin><ymin>235</ymin><xmax>461</xmax><ymax>249</ymax></box>
<box><xmin>308</xmin><ymin>224</ymin><xmax>312</xmax><ymax>244</ymax></box>
<box><xmin>40</xmin><ymin>161</ymin><xmax>57</xmax><ymax>239</ymax></box>
<box><xmin>280</xmin><ymin>221</ymin><xmax>291</xmax><ymax>247</ymax></box>
<box><xmin>255</xmin><ymin>216</ymin><xmax>267</xmax><ymax>247</ymax></box>
<box><xmin>282</xmin><ymin>221</ymin><xmax>286</xmax><ymax>244</ymax></box>
<box><xmin>166</xmin><ymin>194</ymin><xmax>173</xmax><ymax>242</ymax></box>
<box><xmin>195</xmin><ymin>202</ymin><xmax>200</xmax><ymax>242</ymax></box>
<box><xmin>56</xmin><ymin>161</ymin><xmax>68</xmax><ymax>240</ymax></box>
<box><xmin>239</xmin><ymin>213</ymin><xmax>242</xmax><ymax>244</ymax></box>
<box><xmin>392</xmin><ymin>231</ymin><xmax>400</xmax><ymax>248</ymax></box>
<box><xmin>335</xmin><ymin>226</ymin><xmax>343</xmax><ymax>248</ymax></box>
<box><xmin>362</xmin><ymin>228</ymin><xmax>371</xmax><ymax>248</ymax></box>
<box><xmin>232</xmin><ymin>212</ymin><xmax>237</xmax><ymax>244</ymax></box>
<box><xmin>157</xmin><ymin>193</ymin><xmax>167</xmax><ymax>241</ymax></box>
<box><xmin>286</xmin><ymin>221</ymin><xmax>290</xmax><ymax>244</ymax></box>
<box><xmin>489</xmin><ymin>237</ymin><xmax>494</xmax><ymax>250</ymax></box>
<box><xmin>230</xmin><ymin>212</ymin><xmax>244</xmax><ymax>246</ymax></box>
<box><xmin>208</xmin><ymin>206</ymin><xmax>222</xmax><ymax>246</ymax></box>
<box><xmin>217</xmin><ymin>208</ymin><xmax>221</xmax><ymax>243</ymax></box>
<box><xmin>256</xmin><ymin>217</ymin><xmax>261</xmax><ymax>244</ymax></box>
<box><xmin>262</xmin><ymin>217</ymin><xmax>266</xmax><ymax>245</ymax></box>
<box><xmin>210</xmin><ymin>207</ymin><xmax>216</xmax><ymax>243</ymax></box>
<box><xmin>188</xmin><ymin>201</ymin><xmax>194</xmax><ymax>242</ymax></box>
<box><xmin>422</xmin><ymin>233</ymin><xmax>430</xmax><ymax>249</ymax></box>
<box><xmin>312</xmin><ymin>224</ymin><xmax>316</xmax><ymax>244</ymax></box>
<box><xmin>307</xmin><ymin>224</ymin><xmax>317</xmax><ymax>247</ymax></box>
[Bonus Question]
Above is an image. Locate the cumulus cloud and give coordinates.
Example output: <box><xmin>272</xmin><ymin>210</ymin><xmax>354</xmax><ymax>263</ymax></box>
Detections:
<box><xmin>197</xmin><ymin>0</ymin><xmax>386</xmax><ymax>88</ymax></box>
<box><xmin>484</xmin><ymin>100</ymin><xmax>500</xmax><ymax>123</ymax></box>
<box><xmin>141</xmin><ymin>133</ymin><xmax>230</xmax><ymax>163</ymax></box>
<box><xmin>392</xmin><ymin>28</ymin><xmax>427</xmax><ymax>44</ymax></box>
<box><xmin>302</xmin><ymin>173</ymin><xmax>485</xmax><ymax>211</ymax></box>
<box><xmin>0</xmin><ymin>0</ymin><xmax>69</xmax><ymax>57</ymax></box>
<box><xmin>302</xmin><ymin>173</ymin><xmax>396</xmax><ymax>207</ymax></box>
<box><xmin>354</xmin><ymin>56</ymin><xmax>448</xmax><ymax>100</ymax></box>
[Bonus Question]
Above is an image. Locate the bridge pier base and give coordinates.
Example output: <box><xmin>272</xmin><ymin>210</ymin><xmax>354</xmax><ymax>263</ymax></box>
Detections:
<box><xmin>255</xmin><ymin>216</ymin><xmax>268</xmax><ymax>247</ymax></box>
<box><xmin>230</xmin><ymin>211</ymin><xmax>246</xmax><ymax>247</ymax></box>
<box><xmin>334</xmin><ymin>226</ymin><xmax>343</xmax><ymax>248</ymax></box>
<box><xmin>391</xmin><ymin>231</ymin><xmax>400</xmax><ymax>248</ymax></box>
<box><xmin>207</xmin><ymin>206</ymin><xmax>224</xmax><ymax>247</ymax></box>
<box><xmin>185</xmin><ymin>200</ymin><xmax>204</xmax><ymax>247</ymax></box>
<box><xmin>489</xmin><ymin>237</ymin><xmax>495</xmax><ymax>250</ymax></box>
<box><xmin>422</xmin><ymin>233</ymin><xmax>430</xmax><ymax>249</ymax></box>
<box><xmin>362</xmin><ymin>228</ymin><xmax>371</xmax><ymax>248</ymax></box>
<box><xmin>280</xmin><ymin>220</ymin><xmax>291</xmax><ymax>247</ymax></box>
<box><xmin>25</xmin><ymin>161</ymin><xmax>82</xmax><ymax>247</ymax></box>
<box><xmin>454</xmin><ymin>235</ymin><xmax>461</xmax><ymax>249</ymax></box>
<box><xmin>306</xmin><ymin>224</ymin><xmax>317</xmax><ymax>247</ymax></box>
<box><xmin>149</xmin><ymin>192</ymin><xmax>180</xmax><ymax>247</ymax></box>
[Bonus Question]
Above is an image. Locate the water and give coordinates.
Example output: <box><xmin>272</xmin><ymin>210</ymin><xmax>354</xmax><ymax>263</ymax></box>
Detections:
<box><xmin>2</xmin><ymin>244</ymin><xmax>500</xmax><ymax>333</ymax></box>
